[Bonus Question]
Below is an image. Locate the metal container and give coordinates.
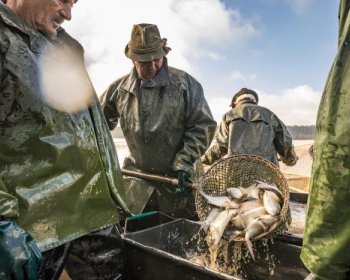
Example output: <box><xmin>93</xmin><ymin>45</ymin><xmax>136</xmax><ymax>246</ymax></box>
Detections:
<box><xmin>122</xmin><ymin>193</ymin><xmax>309</xmax><ymax>280</ymax></box>
<box><xmin>123</xmin><ymin>219</ymin><xmax>308</xmax><ymax>279</ymax></box>
<box><xmin>124</xmin><ymin>211</ymin><xmax>174</xmax><ymax>234</ymax></box>
<box><xmin>123</xmin><ymin>219</ymin><xmax>239</xmax><ymax>280</ymax></box>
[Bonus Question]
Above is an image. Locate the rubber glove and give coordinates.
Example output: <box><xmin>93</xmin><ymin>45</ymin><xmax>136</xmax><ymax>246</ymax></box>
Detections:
<box><xmin>175</xmin><ymin>171</ymin><xmax>193</xmax><ymax>196</ymax></box>
<box><xmin>285</xmin><ymin>156</ymin><xmax>299</xmax><ymax>166</ymax></box>
<box><xmin>0</xmin><ymin>219</ymin><xmax>42</xmax><ymax>280</ymax></box>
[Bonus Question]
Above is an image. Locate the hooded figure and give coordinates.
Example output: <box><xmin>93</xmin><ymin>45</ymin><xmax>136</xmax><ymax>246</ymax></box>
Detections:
<box><xmin>202</xmin><ymin>88</ymin><xmax>298</xmax><ymax>167</ymax></box>
<box><xmin>100</xmin><ymin>23</ymin><xmax>217</xmax><ymax>218</ymax></box>
<box><xmin>301</xmin><ymin>1</ymin><xmax>350</xmax><ymax>279</ymax></box>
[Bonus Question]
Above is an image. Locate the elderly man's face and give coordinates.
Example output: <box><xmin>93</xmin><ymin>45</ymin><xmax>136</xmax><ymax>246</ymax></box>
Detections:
<box><xmin>134</xmin><ymin>57</ymin><xmax>164</xmax><ymax>80</ymax></box>
<box><xmin>18</xmin><ymin>0</ymin><xmax>75</xmax><ymax>37</ymax></box>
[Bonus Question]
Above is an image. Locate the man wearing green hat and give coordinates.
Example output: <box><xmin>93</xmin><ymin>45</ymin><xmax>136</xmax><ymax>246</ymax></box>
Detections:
<box><xmin>100</xmin><ymin>23</ymin><xmax>217</xmax><ymax>219</ymax></box>
<box><xmin>0</xmin><ymin>0</ymin><xmax>130</xmax><ymax>279</ymax></box>
<box><xmin>202</xmin><ymin>87</ymin><xmax>298</xmax><ymax>167</ymax></box>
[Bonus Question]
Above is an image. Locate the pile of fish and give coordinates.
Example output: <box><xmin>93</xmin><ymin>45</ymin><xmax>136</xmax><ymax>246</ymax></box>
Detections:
<box><xmin>197</xmin><ymin>180</ymin><xmax>284</xmax><ymax>260</ymax></box>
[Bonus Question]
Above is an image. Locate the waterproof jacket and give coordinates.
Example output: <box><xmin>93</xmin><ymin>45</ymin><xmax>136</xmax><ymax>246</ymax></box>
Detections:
<box><xmin>301</xmin><ymin>1</ymin><xmax>350</xmax><ymax>279</ymax></box>
<box><xmin>0</xmin><ymin>3</ymin><xmax>129</xmax><ymax>251</ymax></box>
<box><xmin>202</xmin><ymin>101</ymin><xmax>297</xmax><ymax>167</ymax></box>
<box><xmin>100</xmin><ymin>60</ymin><xmax>217</xmax><ymax>216</ymax></box>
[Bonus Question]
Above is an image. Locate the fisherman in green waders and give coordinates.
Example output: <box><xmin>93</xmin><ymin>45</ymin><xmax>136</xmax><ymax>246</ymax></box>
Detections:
<box><xmin>201</xmin><ymin>87</ymin><xmax>298</xmax><ymax>167</ymax></box>
<box><xmin>100</xmin><ymin>23</ymin><xmax>217</xmax><ymax>219</ymax></box>
<box><xmin>0</xmin><ymin>0</ymin><xmax>130</xmax><ymax>279</ymax></box>
<box><xmin>301</xmin><ymin>1</ymin><xmax>350</xmax><ymax>279</ymax></box>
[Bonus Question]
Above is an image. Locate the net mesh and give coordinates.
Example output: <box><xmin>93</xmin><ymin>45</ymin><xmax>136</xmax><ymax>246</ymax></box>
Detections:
<box><xmin>195</xmin><ymin>154</ymin><xmax>291</xmax><ymax>242</ymax></box>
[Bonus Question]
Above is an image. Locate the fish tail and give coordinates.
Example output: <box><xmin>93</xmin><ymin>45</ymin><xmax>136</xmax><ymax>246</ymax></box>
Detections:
<box><xmin>228</xmin><ymin>231</ymin><xmax>243</xmax><ymax>243</ymax></box>
<box><xmin>193</xmin><ymin>220</ymin><xmax>209</xmax><ymax>232</ymax></box>
<box><xmin>245</xmin><ymin>238</ymin><xmax>256</xmax><ymax>261</ymax></box>
<box><xmin>202</xmin><ymin>223</ymin><xmax>209</xmax><ymax>233</ymax></box>
<box><xmin>197</xmin><ymin>187</ymin><xmax>207</xmax><ymax>198</ymax></box>
<box><xmin>201</xmin><ymin>221</ymin><xmax>210</xmax><ymax>233</ymax></box>
<box><xmin>238</xmin><ymin>210</ymin><xmax>246</xmax><ymax>228</ymax></box>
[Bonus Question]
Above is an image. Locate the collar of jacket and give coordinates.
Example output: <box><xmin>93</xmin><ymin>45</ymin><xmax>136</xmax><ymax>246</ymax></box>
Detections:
<box><xmin>120</xmin><ymin>57</ymin><xmax>171</xmax><ymax>95</ymax></box>
<box><xmin>0</xmin><ymin>2</ymin><xmax>50</xmax><ymax>53</ymax></box>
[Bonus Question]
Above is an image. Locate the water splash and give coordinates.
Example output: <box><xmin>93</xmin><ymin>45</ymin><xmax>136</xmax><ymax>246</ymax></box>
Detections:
<box><xmin>186</xmin><ymin>230</ymin><xmax>279</xmax><ymax>279</ymax></box>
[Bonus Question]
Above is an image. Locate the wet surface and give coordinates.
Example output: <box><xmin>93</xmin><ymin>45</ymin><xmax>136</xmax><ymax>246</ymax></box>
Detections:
<box><xmin>123</xmin><ymin>217</ymin><xmax>309</xmax><ymax>280</ymax></box>
<box><xmin>288</xmin><ymin>201</ymin><xmax>306</xmax><ymax>235</ymax></box>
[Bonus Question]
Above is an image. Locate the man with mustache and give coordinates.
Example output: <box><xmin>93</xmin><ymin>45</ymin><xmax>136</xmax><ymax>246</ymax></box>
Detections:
<box><xmin>100</xmin><ymin>23</ymin><xmax>217</xmax><ymax>219</ymax></box>
<box><xmin>0</xmin><ymin>0</ymin><xmax>130</xmax><ymax>279</ymax></box>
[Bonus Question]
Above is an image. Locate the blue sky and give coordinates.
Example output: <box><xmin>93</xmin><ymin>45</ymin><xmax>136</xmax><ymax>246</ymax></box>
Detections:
<box><xmin>214</xmin><ymin>0</ymin><xmax>337</xmax><ymax>92</ymax></box>
<box><xmin>65</xmin><ymin>0</ymin><xmax>339</xmax><ymax>125</ymax></box>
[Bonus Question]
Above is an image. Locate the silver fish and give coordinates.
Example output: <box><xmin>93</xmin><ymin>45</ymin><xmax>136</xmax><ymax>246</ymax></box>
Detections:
<box><xmin>230</xmin><ymin>213</ymin><xmax>244</xmax><ymax>230</ymax></box>
<box><xmin>228</xmin><ymin>229</ymin><xmax>244</xmax><ymax>242</ymax></box>
<box><xmin>209</xmin><ymin>209</ymin><xmax>237</xmax><ymax>245</ymax></box>
<box><xmin>239</xmin><ymin>184</ymin><xmax>261</xmax><ymax>200</ymax></box>
<box><xmin>226</xmin><ymin>187</ymin><xmax>244</xmax><ymax>201</ymax></box>
<box><xmin>257</xmin><ymin>214</ymin><xmax>278</xmax><ymax>228</ymax></box>
<box><xmin>255</xmin><ymin>180</ymin><xmax>284</xmax><ymax>200</ymax></box>
<box><xmin>240</xmin><ymin>206</ymin><xmax>268</xmax><ymax>228</ymax></box>
<box><xmin>197</xmin><ymin>207</ymin><xmax>220</xmax><ymax>233</ymax></box>
<box><xmin>244</xmin><ymin>218</ymin><xmax>268</xmax><ymax>260</ymax></box>
<box><xmin>263</xmin><ymin>190</ymin><xmax>281</xmax><ymax>216</ymax></box>
<box><xmin>198</xmin><ymin>189</ymin><xmax>239</xmax><ymax>209</ymax></box>
<box><xmin>239</xmin><ymin>198</ymin><xmax>264</xmax><ymax>213</ymax></box>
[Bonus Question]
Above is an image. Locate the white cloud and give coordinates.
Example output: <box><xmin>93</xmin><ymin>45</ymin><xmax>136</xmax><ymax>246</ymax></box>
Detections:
<box><xmin>64</xmin><ymin>0</ymin><xmax>258</xmax><ymax>94</ymax></box>
<box><xmin>207</xmin><ymin>97</ymin><xmax>232</xmax><ymax>122</ymax></box>
<box><xmin>63</xmin><ymin>1</ymin><xmax>321</xmax><ymax>126</ymax></box>
<box><xmin>229</xmin><ymin>71</ymin><xmax>245</xmax><ymax>82</ymax></box>
<box><xmin>262</xmin><ymin>0</ymin><xmax>314</xmax><ymax>14</ymax></box>
<box><xmin>170</xmin><ymin>0</ymin><xmax>258</xmax><ymax>48</ymax></box>
<box><xmin>258</xmin><ymin>85</ymin><xmax>321</xmax><ymax>125</ymax></box>
<box><xmin>194</xmin><ymin>50</ymin><xmax>225</xmax><ymax>61</ymax></box>
<box><xmin>284</xmin><ymin>0</ymin><xmax>314</xmax><ymax>14</ymax></box>
<box><xmin>229</xmin><ymin>70</ymin><xmax>257</xmax><ymax>83</ymax></box>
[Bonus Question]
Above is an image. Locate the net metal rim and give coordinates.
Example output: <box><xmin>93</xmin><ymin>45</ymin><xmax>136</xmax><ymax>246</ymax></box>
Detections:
<box><xmin>195</xmin><ymin>154</ymin><xmax>290</xmax><ymax>242</ymax></box>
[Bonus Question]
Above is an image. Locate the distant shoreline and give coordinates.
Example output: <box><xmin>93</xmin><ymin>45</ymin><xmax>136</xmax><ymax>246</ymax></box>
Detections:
<box><xmin>113</xmin><ymin>137</ymin><xmax>313</xmax><ymax>147</ymax></box>
<box><xmin>114</xmin><ymin>137</ymin><xmax>313</xmax><ymax>191</ymax></box>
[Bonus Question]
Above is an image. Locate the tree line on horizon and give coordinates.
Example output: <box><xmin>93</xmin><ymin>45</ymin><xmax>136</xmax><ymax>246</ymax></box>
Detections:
<box><xmin>287</xmin><ymin>125</ymin><xmax>315</xmax><ymax>140</ymax></box>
